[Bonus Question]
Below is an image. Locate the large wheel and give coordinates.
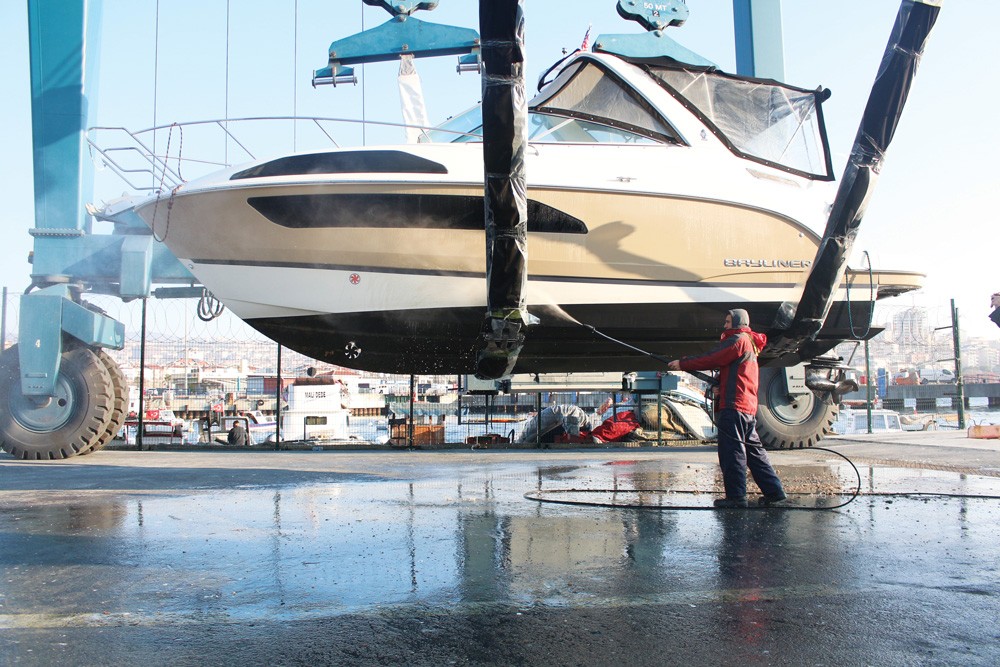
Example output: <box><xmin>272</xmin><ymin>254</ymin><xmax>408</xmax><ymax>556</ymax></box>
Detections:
<box><xmin>78</xmin><ymin>349</ymin><xmax>128</xmax><ymax>455</ymax></box>
<box><xmin>756</xmin><ymin>367</ymin><xmax>839</xmax><ymax>449</ymax></box>
<box><xmin>0</xmin><ymin>344</ymin><xmax>114</xmax><ymax>460</ymax></box>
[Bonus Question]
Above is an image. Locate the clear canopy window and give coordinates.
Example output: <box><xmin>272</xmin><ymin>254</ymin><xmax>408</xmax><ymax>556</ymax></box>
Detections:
<box><xmin>421</xmin><ymin>105</ymin><xmax>663</xmax><ymax>145</ymax></box>
<box><xmin>649</xmin><ymin>66</ymin><xmax>833</xmax><ymax>180</ymax></box>
<box><xmin>422</xmin><ymin>60</ymin><xmax>676</xmax><ymax>146</ymax></box>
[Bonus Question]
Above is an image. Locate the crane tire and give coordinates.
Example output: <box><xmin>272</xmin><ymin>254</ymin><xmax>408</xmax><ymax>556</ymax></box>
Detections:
<box><xmin>0</xmin><ymin>344</ymin><xmax>114</xmax><ymax>460</ymax></box>
<box><xmin>756</xmin><ymin>367</ymin><xmax>839</xmax><ymax>450</ymax></box>
<box><xmin>78</xmin><ymin>349</ymin><xmax>128</xmax><ymax>455</ymax></box>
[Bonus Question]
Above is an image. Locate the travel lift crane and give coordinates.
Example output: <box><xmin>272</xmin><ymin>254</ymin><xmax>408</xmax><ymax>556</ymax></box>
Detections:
<box><xmin>1</xmin><ymin>0</ymin><xmax>938</xmax><ymax>459</ymax></box>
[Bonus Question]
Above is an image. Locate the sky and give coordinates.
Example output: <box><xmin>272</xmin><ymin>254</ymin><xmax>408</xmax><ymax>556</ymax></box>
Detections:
<box><xmin>0</xmin><ymin>0</ymin><xmax>997</xmax><ymax>338</ymax></box>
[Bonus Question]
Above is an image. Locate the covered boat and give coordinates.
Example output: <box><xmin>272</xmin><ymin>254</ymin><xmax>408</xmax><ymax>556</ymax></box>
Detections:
<box><xmin>127</xmin><ymin>51</ymin><xmax>921</xmax><ymax>375</ymax></box>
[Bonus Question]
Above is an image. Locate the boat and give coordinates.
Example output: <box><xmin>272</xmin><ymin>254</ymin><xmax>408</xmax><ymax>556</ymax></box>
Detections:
<box><xmin>280</xmin><ymin>383</ymin><xmax>351</xmax><ymax>441</ymax></box>
<box><xmin>219</xmin><ymin>410</ymin><xmax>278</xmax><ymax>445</ymax></box>
<box><xmin>831</xmin><ymin>407</ymin><xmax>904</xmax><ymax>436</ymax></box>
<box><xmin>116</xmin><ymin>50</ymin><xmax>920</xmax><ymax>375</ymax></box>
<box><xmin>119</xmin><ymin>408</ymin><xmax>188</xmax><ymax>445</ymax></box>
<box><xmin>89</xmin><ymin>1</ymin><xmax>939</xmax><ymax>450</ymax></box>
<box><xmin>123</xmin><ymin>408</ymin><xmax>186</xmax><ymax>437</ymax></box>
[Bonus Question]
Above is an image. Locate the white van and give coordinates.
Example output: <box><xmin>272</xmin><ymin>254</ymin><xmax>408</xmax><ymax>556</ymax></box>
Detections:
<box><xmin>918</xmin><ymin>368</ymin><xmax>956</xmax><ymax>384</ymax></box>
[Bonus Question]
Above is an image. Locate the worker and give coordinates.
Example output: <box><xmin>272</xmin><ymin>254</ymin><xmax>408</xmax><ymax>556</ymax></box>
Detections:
<box><xmin>990</xmin><ymin>292</ymin><xmax>1000</xmax><ymax>330</ymax></box>
<box><xmin>227</xmin><ymin>419</ymin><xmax>248</xmax><ymax>447</ymax></box>
<box><xmin>667</xmin><ymin>309</ymin><xmax>786</xmax><ymax>508</ymax></box>
<box><xmin>516</xmin><ymin>404</ymin><xmax>599</xmax><ymax>446</ymax></box>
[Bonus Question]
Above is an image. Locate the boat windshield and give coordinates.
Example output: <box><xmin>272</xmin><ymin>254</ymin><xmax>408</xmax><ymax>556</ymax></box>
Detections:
<box><xmin>649</xmin><ymin>66</ymin><xmax>833</xmax><ymax>180</ymax></box>
<box><xmin>421</xmin><ymin>105</ymin><xmax>487</xmax><ymax>143</ymax></box>
<box><xmin>421</xmin><ymin>104</ymin><xmax>663</xmax><ymax>145</ymax></box>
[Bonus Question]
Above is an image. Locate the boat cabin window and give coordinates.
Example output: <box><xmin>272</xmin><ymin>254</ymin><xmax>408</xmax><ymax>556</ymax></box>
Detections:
<box><xmin>529</xmin><ymin>61</ymin><xmax>678</xmax><ymax>144</ymax></box>
<box><xmin>649</xmin><ymin>66</ymin><xmax>833</xmax><ymax>180</ymax></box>
<box><xmin>527</xmin><ymin>113</ymin><xmax>660</xmax><ymax>144</ymax></box>
<box><xmin>421</xmin><ymin>105</ymin><xmax>486</xmax><ymax>143</ymax></box>
<box><xmin>421</xmin><ymin>60</ymin><xmax>676</xmax><ymax>145</ymax></box>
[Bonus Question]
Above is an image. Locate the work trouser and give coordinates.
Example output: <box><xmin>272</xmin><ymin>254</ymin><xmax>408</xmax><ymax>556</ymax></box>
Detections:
<box><xmin>716</xmin><ymin>408</ymin><xmax>784</xmax><ymax>500</ymax></box>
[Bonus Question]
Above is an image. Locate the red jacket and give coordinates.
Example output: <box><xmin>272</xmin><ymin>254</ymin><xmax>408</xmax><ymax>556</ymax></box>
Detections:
<box><xmin>590</xmin><ymin>410</ymin><xmax>641</xmax><ymax>443</ymax></box>
<box><xmin>679</xmin><ymin>327</ymin><xmax>767</xmax><ymax>415</ymax></box>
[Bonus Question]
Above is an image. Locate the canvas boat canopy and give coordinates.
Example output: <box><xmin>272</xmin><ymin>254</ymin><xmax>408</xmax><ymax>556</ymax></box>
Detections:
<box><xmin>424</xmin><ymin>55</ymin><xmax>835</xmax><ymax>181</ymax></box>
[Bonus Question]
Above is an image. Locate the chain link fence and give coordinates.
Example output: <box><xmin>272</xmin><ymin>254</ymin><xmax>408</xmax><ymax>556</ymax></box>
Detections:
<box><xmin>1</xmin><ymin>289</ymin><xmax>674</xmax><ymax>447</ymax></box>
<box><xmin>3</xmin><ymin>289</ymin><xmax>998</xmax><ymax>446</ymax></box>
<box><xmin>833</xmin><ymin>303</ymin><xmax>1000</xmax><ymax>382</ymax></box>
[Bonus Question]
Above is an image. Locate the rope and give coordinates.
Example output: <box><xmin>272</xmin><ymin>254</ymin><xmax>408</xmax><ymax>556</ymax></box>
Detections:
<box><xmin>225</xmin><ymin>0</ymin><xmax>231</xmax><ymax>166</ymax></box>
<box><xmin>150</xmin><ymin>123</ymin><xmax>182</xmax><ymax>242</ymax></box>
<box><xmin>152</xmin><ymin>0</ymin><xmax>159</xmax><ymax>189</ymax></box>
<box><xmin>361</xmin><ymin>5</ymin><xmax>366</xmax><ymax>146</ymax></box>
<box><xmin>172</xmin><ymin>122</ymin><xmax>184</xmax><ymax>182</ymax></box>
<box><xmin>524</xmin><ymin>446</ymin><xmax>862</xmax><ymax>511</ymax></box>
<box><xmin>293</xmin><ymin>0</ymin><xmax>298</xmax><ymax>151</ymax></box>
<box><xmin>537</xmin><ymin>49</ymin><xmax>581</xmax><ymax>91</ymax></box>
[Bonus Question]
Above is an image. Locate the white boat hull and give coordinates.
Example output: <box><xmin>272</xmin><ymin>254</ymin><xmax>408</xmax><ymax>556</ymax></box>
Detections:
<box><xmin>136</xmin><ymin>177</ymin><xmax>919</xmax><ymax>373</ymax></box>
<box><xmin>126</xmin><ymin>52</ymin><xmax>923</xmax><ymax>374</ymax></box>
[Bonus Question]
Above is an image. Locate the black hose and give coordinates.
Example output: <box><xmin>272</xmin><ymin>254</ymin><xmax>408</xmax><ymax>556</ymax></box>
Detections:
<box><xmin>524</xmin><ymin>445</ymin><xmax>862</xmax><ymax>511</ymax></box>
<box><xmin>582</xmin><ymin>323</ymin><xmax>718</xmax><ymax>387</ymax></box>
<box><xmin>563</xmin><ymin>322</ymin><xmax>864</xmax><ymax>510</ymax></box>
<box><xmin>846</xmin><ymin>250</ymin><xmax>875</xmax><ymax>340</ymax></box>
<box><xmin>536</xmin><ymin>48</ymin><xmax>580</xmax><ymax>91</ymax></box>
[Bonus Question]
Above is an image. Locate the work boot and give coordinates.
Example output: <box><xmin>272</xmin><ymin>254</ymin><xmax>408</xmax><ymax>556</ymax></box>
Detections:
<box><xmin>713</xmin><ymin>497</ymin><xmax>748</xmax><ymax>508</ymax></box>
<box><xmin>758</xmin><ymin>493</ymin><xmax>789</xmax><ymax>507</ymax></box>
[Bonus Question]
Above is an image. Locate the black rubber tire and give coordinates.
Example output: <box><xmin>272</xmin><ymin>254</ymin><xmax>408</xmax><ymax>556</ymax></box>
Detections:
<box><xmin>756</xmin><ymin>367</ymin><xmax>839</xmax><ymax>450</ymax></box>
<box><xmin>0</xmin><ymin>344</ymin><xmax>114</xmax><ymax>460</ymax></box>
<box><xmin>78</xmin><ymin>349</ymin><xmax>128</xmax><ymax>455</ymax></box>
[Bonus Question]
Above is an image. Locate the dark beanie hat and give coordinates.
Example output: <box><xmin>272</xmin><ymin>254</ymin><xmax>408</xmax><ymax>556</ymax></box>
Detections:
<box><xmin>728</xmin><ymin>308</ymin><xmax>750</xmax><ymax>328</ymax></box>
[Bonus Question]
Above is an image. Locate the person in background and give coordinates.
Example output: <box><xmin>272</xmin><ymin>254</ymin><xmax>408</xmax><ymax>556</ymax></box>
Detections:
<box><xmin>990</xmin><ymin>293</ymin><xmax>1000</xmax><ymax>330</ymax></box>
<box><xmin>516</xmin><ymin>404</ymin><xmax>600</xmax><ymax>447</ymax></box>
<box><xmin>227</xmin><ymin>418</ymin><xmax>248</xmax><ymax>447</ymax></box>
<box><xmin>667</xmin><ymin>309</ymin><xmax>786</xmax><ymax>508</ymax></box>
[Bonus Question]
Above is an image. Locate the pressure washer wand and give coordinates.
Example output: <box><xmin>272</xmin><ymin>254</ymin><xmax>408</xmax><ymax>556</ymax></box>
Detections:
<box><xmin>581</xmin><ymin>324</ymin><xmax>717</xmax><ymax>386</ymax></box>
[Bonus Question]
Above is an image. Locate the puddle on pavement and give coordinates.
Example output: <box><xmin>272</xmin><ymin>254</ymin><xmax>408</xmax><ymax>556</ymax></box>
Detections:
<box><xmin>2</xmin><ymin>455</ymin><xmax>999</xmax><ymax>626</ymax></box>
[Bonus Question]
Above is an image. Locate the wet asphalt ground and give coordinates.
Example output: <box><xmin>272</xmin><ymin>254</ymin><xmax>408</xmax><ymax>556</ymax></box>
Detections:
<box><xmin>2</xmin><ymin>431</ymin><xmax>999</xmax><ymax>666</ymax></box>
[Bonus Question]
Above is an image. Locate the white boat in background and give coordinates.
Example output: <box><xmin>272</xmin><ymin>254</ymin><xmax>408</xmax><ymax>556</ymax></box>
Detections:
<box><xmin>210</xmin><ymin>388</ymin><xmax>350</xmax><ymax>444</ymax></box>
<box><xmin>832</xmin><ymin>407</ymin><xmax>903</xmax><ymax>436</ymax></box>
<box><xmin>281</xmin><ymin>383</ymin><xmax>351</xmax><ymax>441</ymax></box>
<box><xmin>220</xmin><ymin>411</ymin><xmax>277</xmax><ymax>444</ymax></box>
<box><xmin>121</xmin><ymin>408</ymin><xmax>187</xmax><ymax>441</ymax></box>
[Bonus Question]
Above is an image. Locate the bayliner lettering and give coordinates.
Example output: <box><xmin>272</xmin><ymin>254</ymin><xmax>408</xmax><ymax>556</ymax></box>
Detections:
<box><xmin>724</xmin><ymin>259</ymin><xmax>813</xmax><ymax>268</ymax></box>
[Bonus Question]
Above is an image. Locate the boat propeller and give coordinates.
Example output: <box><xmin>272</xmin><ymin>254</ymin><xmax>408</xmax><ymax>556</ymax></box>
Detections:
<box><xmin>344</xmin><ymin>341</ymin><xmax>362</xmax><ymax>360</ymax></box>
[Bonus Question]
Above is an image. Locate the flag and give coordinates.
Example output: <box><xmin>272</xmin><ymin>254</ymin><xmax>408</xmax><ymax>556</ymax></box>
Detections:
<box><xmin>580</xmin><ymin>24</ymin><xmax>592</xmax><ymax>51</ymax></box>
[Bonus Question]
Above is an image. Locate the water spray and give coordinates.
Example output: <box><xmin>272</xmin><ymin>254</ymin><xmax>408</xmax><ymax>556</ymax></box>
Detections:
<box><xmin>530</xmin><ymin>303</ymin><xmax>718</xmax><ymax>385</ymax></box>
